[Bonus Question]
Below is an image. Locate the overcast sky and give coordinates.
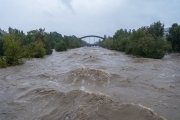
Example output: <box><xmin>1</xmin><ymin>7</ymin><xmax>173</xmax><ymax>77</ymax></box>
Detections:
<box><xmin>0</xmin><ymin>0</ymin><xmax>180</xmax><ymax>38</ymax></box>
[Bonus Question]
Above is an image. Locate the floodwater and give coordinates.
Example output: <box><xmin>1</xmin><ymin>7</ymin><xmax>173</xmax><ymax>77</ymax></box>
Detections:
<box><xmin>0</xmin><ymin>47</ymin><xmax>180</xmax><ymax>120</ymax></box>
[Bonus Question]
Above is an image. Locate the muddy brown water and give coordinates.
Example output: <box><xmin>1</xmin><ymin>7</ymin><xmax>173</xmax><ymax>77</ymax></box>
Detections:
<box><xmin>0</xmin><ymin>47</ymin><xmax>180</xmax><ymax>120</ymax></box>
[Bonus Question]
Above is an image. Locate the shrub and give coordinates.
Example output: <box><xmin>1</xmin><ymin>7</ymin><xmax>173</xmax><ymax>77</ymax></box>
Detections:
<box><xmin>102</xmin><ymin>39</ymin><xmax>113</xmax><ymax>49</ymax></box>
<box><xmin>125</xmin><ymin>36</ymin><xmax>170</xmax><ymax>59</ymax></box>
<box><xmin>118</xmin><ymin>37</ymin><xmax>129</xmax><ymax>52</ymax></box>
<box><xmin>33</xmin><ymin>41</ymin><xmax>46</xmax><ymax>58</ymax></box>
<box><xmin>120</xmin><ymin>29</ymin><xmax>170</xmax><ymax>59</ymax></box>
<box><xmin>3</xmin><ymin>34</ymin><xmax>23</xmax><ymax>65</ymax></box>
<box><xmin>55</xmin><ymin>41</ymin><xmax>67</xmax><ymax>52</ymax></box>
<box><xmin>0</xmin><ymin>58</ymin><xmax>7</xmax><ymax>68</ymax></box>
<box><xmin>23</xmin><ymin>41</ymin><xmax>46</xmax><ymax>58</ymax></box>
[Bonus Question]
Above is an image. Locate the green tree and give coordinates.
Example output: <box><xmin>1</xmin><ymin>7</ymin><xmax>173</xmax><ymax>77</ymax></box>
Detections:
<box><xmin>112</xmin><ymin>29</ymin><xmax>130</xmax><ymax>50</ymax></box>
<box><xmin>55</xmin><ymin>41</ymin><xmax>67</xmax><ymax>52</ymax></box>
<box><xmin>118</xmin><ymin>37</ymin><xmax>129</xmax><ymax>52</ymax></box>
<box><xmin>62</xmin><ymin>36</ymin><xmax>70</xmax><ymax>48</ymax></box>
<box><xmin>23</xmin><ymin>28</ymin><xmax>53</xmax><ymax>55</ymax></box>
<box><xmin>114</xmin><ymin>29</ymin><xmax>130</xmax><ymax>39</ymax></box>
<box><xmin>33</xmin><ymin>41</ymin><xmax>46</xmax><ymax>58</ymax></box>
<box><xmin>124</xmin><ymin>29</ymin><xmax>170</xmax><ymax>59</ymax></box>
<box><xmin>23</xmin><ymin>41</ymin><xmax>46</xmax><ymax>58</ymax></box>
<box><xmin>43</xmin><ymin>33</ymin><xmax>53</xmax><ymax>55</ymax></box>
<box><xmin>2</xmin><ymin>34</ymin><xmax>23</xmax><ymax>66</ymax></box>
<box><xmin>149</xmin><ymin>21</ymin><xmax>164</xmax><ymax>37</ymax></box>
<box><xmin>0</xmin><ymin>38</ymin><xmax>4</xmax><ymax>56</ymax></box>
<box><xmin>102</xmin><ymin>39</ymin><xmax>113</xmax><ymax>49</ymax></box>
<box><xmin>49</xmin><ymin>32</ymin><xmax>63</xmax><ymax>48</ymax></box>
<box><xmin>71</xmin><ymin>39</ymin><xmax>81</xmax><ymax>48</ymax></box>
<box><xmin>68</xmin><ymin>35</ymin><xmax>81</xmax><ymax>48</ymax></box>
<box><xmin>167</xmin><ymin>23</ymin><xmax>180</xmax><ymax>52</ymax></box>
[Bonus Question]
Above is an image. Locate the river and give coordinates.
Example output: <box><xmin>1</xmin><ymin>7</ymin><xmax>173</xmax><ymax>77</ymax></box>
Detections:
<box><xmin>0</xmin><ymin>47</ymin><xmax>180</xmax><ymax>120</ymax></box>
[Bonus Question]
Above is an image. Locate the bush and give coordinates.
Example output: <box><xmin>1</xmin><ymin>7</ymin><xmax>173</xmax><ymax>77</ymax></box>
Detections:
<box><xmin>0</xmin><ymin>58</ymin><xmax>7</xmax><ymax>68</ymax></box>
<box><xmin>166</xmin><ymin>23</ymin><xmax>180</xmax><ymax>52</ymax></box>
<box><xmin>46</xmin><ymin>49</ymin><xmax>53</xmax><ymax>55</ymax></box>
<box><xmin>55</xmin><ymin>41</ymin><xmax>67</xmax><ymax>52</ymax></box>
<box><xmin>102</xmin><ymin>39</ymin><xmax>113</xmax><ymax>49</ymax></box>
<box><xmin>103</xmin><ymin>28</ymin><xmax>171</xmax><ymax>59</ymax></box>
<box><xmin>33</xmin><ymin>41</ymin><xmax>46</xmax><ymax>58</ymax></box>
<box><xmin>3</xmin><ymin>34</ymin><xmax>23</xmax><ymax>65</ymax></box>
<box><xmin>118</xmin><ymin>37</ymin><xmax>129</xmax><ymax>51</ymax></box>
<box><xmin>23</xmin><ymin>41</ymin><xmax>46</xmax><ymax>58</ymax></box>
<box><xmin>125</xmin><ymin>36</ymin><xmax>170</xmax><ymax>59</ymax></box>
<box><xmin>0</xmin><ymin>39</ymin><xmax>4</xmax><ymax>56</ymax></box>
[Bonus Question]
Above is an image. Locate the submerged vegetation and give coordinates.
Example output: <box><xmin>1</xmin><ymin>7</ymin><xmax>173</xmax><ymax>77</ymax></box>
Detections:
<box><xmin>101</xmin><ymin>21</ymin><xmax>180</xmax><ymax>59</ymax></box>
<box><xmin>0</xmin><ymin>28</ymin><xmax>86</xmax><ymax>68</ymax></box>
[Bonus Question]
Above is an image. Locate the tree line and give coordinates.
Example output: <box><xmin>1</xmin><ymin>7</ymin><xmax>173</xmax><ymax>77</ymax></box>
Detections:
<box><xmin>100</xmin><ymin>21</ymin><xmax>180</xmax><ymax>59</ymax></box>
<box><xmin>0</xmin><ymin>28</ymin><xmax>87</xmax><ymax>68</ymax></box>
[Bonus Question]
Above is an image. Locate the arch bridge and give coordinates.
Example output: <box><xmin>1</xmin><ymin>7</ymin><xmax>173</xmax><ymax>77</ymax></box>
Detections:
<box><xmin>79</xmin><ymin>35</ymin><xmax>105</xmax><ymax>47</ymax></box>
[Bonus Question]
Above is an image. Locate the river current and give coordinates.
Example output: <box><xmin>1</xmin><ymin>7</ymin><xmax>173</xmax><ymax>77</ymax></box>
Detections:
<box><xmin>0</xmin><ymin>47</ymin><xmax>180</xmax><ymax>120</ymax></box>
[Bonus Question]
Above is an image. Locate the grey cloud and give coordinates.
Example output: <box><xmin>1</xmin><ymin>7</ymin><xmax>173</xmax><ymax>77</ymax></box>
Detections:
<box><xmin>0</xmin><ymin>0</ymin><xmax>180</xmax><ymax>37</ymax></box>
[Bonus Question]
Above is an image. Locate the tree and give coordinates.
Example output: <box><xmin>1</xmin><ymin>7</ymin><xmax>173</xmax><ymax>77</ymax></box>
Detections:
<box><xmin>55</xmin><ymin>41</ymin><xmax>67</xmax><ymax>52</ymax></box>
<box><xmin>124</xmin><ymin>29</ymin><xmax>170</xmax><ymax>59</ymax></box>
<box><xmin>149</xmin><ymin>21</ymin><xmax>164</xmax><ymax>37</ymax></box>
<box><xmin>62</xmin><ymin>36</ymin><xmax>70</xmax><ymax>48</ymax></box>
<box><xmin>167</xmin><ymin>23</ymin><xmax>180</xmax><ymax>52</ymax></box>
<box><xmin>113</xmin><ymin>29</ymin><xmax>126</xmax><ymax>40</ymax></box>
<box><xmin>43</xmin><ymin>33</ymin><xmax>53</xmax><ymax>55</ymax></box>
<box><xmin>112</xmin><ymin>29</ymin><xmax>130</xmax><ymax>50</ymax></box>
<box><xmin>23</xmin><ymin>41</ymin><xmax>46</xmax><ymax>58</ymax></box>
<box><xmin>0</xmin><ymin>38</ymin><xmax>4</xmax><ymax>56</ymax></box>
<box><xmin>24</xmin><ymin>28</ymin><xmax>53</xmax><ymax>55</ymax></box>
<box><xmin>32</xmin><ymin>41</ymin><xmax>46</xmax><ymax>58</ymax></box>
<box><xmin>102</xmin><ymin>39</ymin><xmax>113</xmax><ymax>49</ymax></box>
<box><xmin>101</xmin><ymin>26</ymin><xmax>170</xmax><ymax>59</ymax></box>
<box><xmin>118</xmin><ymin>37</ymin><xmax>129</xmax><ymax>52</ymax></box>
<box><xmin>2</xmin><ymin>34</ymin><xmax>23</xmax><ymax>66</ymax></box>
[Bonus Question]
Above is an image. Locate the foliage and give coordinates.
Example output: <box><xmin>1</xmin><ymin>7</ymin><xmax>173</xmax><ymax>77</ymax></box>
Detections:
<box><xmin>71</xmin><ymin>39</ymin><xmax>81</xmax><ymax>48</ymax></box>
<box><xmin>0</xmin><ymin>21</ymin><xmax>175</xmax><ymax>67</ymax></box>
<box><xmin>55</xmin><ymin>41</ymin><xmax>67</xmax><ymax>52</ymax></box>
<box><xmin>0</xmin><ymin>38</ymin><xmax>4</xmax><ymax>56</ymax></box>
<box><xmin>79</xmin><ymin>39</ymin><xmax>88</xmax><ymax>47</ymax></box>
<box><xmin>118</xmin><ymin>37</ymin><xmax>129</xmax><ymax>52</ymax></box>
<box><xmin>43</xmin><ymin>33</ymin><xmax>53</xmax><ymax>55</ymax></box>
<box><xmin>166</xmin><ymin>23</ymin><xmax>180</xmax><ymax>52</ymax></box>
<box><xmin>113</xmin><ymin>29</ymin><xmax>130</xmax><ymax>40</ymax></box>
<box><xmin>0</xmin><ymin>29</ymin><xmax>6</xmax><ymax>56</ymax></box>
<box><xmin>102</xmin><ymin>39</ymin><xmax>114</xmax><ymax>49</ymax></box>
<box><xmin>111</xmin><ymin>29</ymin><xmax>131</xmax><ymax>50</ymax></box>
<box><xmin>0</xmin><ymin>58</ymin><xmax>7</xmax><ymax>68</ymax></box>
<box><xmin>2</xmin><ymin>34</ymin><xmax>23</xmax><ymax>66</ymax></box>
<box><xmin>126</xmin><ymin>35</ymin><xmax>170</xmax><ymax>59</ymax></box>
<box><xmin>49</xmin><ymin>32</ymin><xmax>63</xmax><ymax>48</ymax></box>
<box><xmin>23</xmin><ymin>28</ymin><xmax>53</xmax><ymax>55</ymax></box>
<box><xmin>33</xmin><ymin>41</ymin><xmax>46</xmax><ymax>58</ymax></box>
<box><xmin>62</xmin><ymin>36</ymin><xmax>70</xmax><ymax>48</ymax></box>
<box><xmin>23</xmin><ymin>41</ymin><xmax>46</xmax><ymax>58</ymax></box>
<box><xmin>0</xmin><ymin>27</ymin><xmax>85</xmax><ymax>67</ymax></box>
<box><xmin>149</xmin><ymin>21</ymin><xmax>164</xmax><ymax>37</ymax></box>
<box><xmin>102</xmin><ymin>21</ymin><xmax>170</xmax><ymax>59</ymax></box>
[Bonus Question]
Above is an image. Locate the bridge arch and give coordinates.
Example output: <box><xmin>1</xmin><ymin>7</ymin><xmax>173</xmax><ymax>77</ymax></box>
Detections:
<box><xmin>79</xmin><ymin>35</ymin><xmax>104</xmax><ymax>47</ymax></box>
<box><xmin>79</xmin><ymin>35</ymin><xmax>105</xmax><ymax>40</ymax></box>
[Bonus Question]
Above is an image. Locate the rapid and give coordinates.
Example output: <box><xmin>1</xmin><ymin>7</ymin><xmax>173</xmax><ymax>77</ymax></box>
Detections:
<box><xmin>0</xmin><ymin>47</ymin><xmax>180</xmax><ymax>120</ymax></box>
